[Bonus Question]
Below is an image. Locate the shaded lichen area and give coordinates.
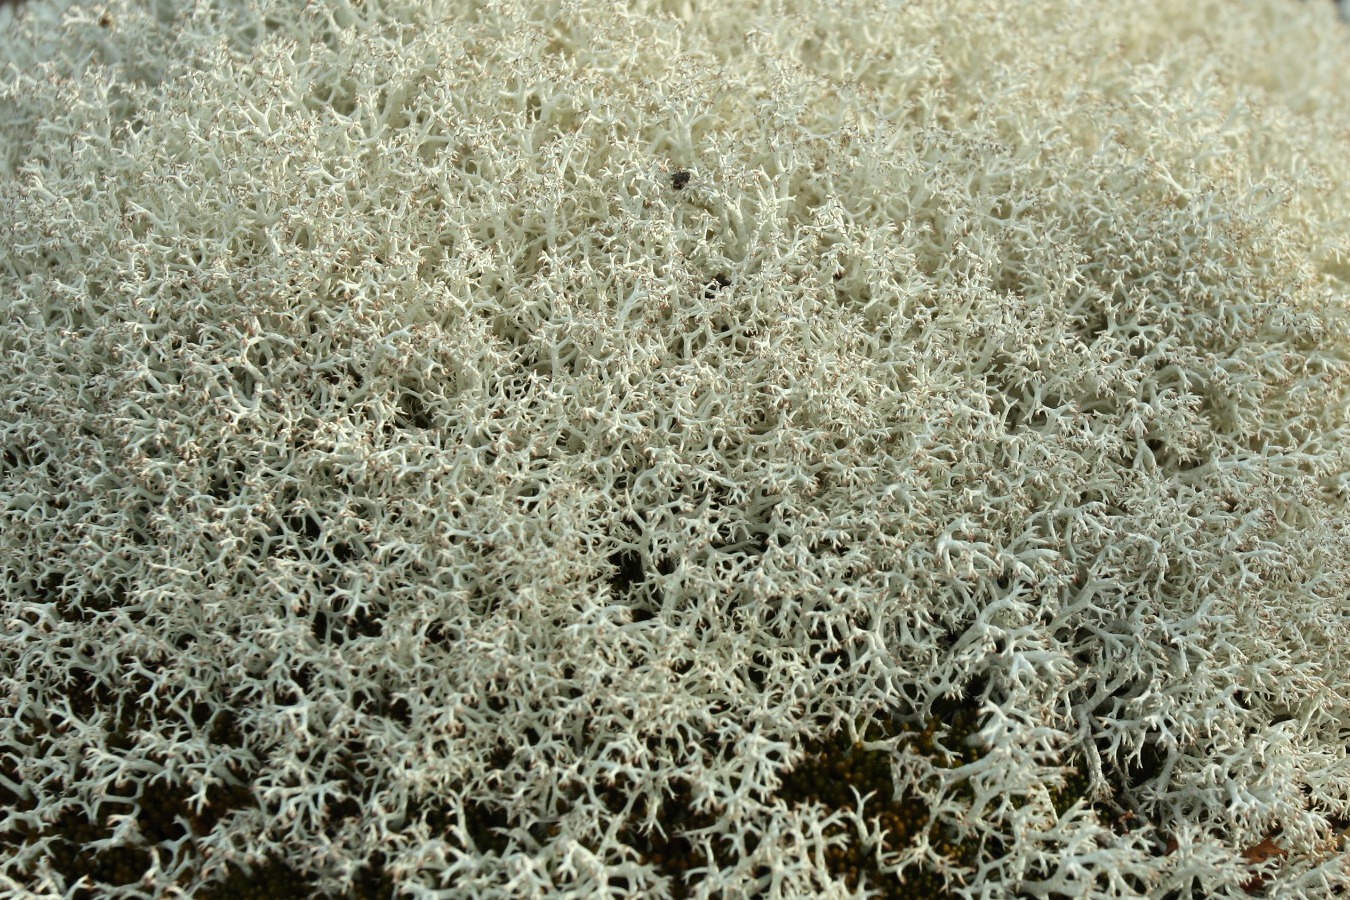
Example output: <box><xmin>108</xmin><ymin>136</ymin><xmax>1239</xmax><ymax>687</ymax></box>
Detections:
<box><xmin>6</xmin><ymin>630</ymin><xmax>1345</xmax><ymax>900</ymax></box>
<box><xmin>0</xmin><ymin>676</ymin><xmax>1131</xmax><ymax>900</ymax></box>
<box><xmin>6</xmin><ymin>559</ymin><xmax>1342</xmax><ymax>899</ymax></box>
<box><xmin>0</xmin><ymin>576</ymin><xmax>395</xmax><ymax>900</ymax></box>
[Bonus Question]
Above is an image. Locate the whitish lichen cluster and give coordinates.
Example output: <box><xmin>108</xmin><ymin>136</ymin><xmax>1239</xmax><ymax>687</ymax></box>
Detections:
<box><xmin>3</xmin><ymin>0</ymin><xmax>1350</xmax><ymax>897</ymax></box>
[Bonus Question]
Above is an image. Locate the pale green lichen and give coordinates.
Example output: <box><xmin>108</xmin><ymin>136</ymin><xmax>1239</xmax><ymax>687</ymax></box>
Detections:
<box><xmin>2</xmin><ymin>0</ymin><xmax>1350</xmax><ymax>898</ymax></box>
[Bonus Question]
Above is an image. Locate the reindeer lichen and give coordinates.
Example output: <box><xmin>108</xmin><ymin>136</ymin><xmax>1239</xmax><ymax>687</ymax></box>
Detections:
<box><xmin>3</xmin><ymin>0</ymin><xmax>1350</xmax><ymax>897</ymax></box>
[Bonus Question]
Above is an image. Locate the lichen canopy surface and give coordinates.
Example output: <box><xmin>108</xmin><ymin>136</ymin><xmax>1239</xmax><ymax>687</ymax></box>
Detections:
<box><xmin>2</xmin><ymin>0</ymin><xmax>1350</xmax><ymax>897</ymax></box>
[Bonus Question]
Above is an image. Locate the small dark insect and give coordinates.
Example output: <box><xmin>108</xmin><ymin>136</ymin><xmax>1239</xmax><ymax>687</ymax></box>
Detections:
<box><xmin>671</xmin><ymin>170</ymin><xmax>691</xmax><ymax>190</ymax></box>
<box><xmin>99</xmin><ymin>12</ymin><xmax>113</xmax><ymax>26</ymax></box>
<box><xmin>703</xmin><ymin>273</ymin><xmax>731</xmax><ymax>299</ymax></box>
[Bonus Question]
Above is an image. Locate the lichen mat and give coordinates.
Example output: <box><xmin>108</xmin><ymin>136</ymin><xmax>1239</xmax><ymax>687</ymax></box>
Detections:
<box><xmin>2</xmin><ymin>0</ymin><xmax>1350</xmax><ymax>897</ymax></box>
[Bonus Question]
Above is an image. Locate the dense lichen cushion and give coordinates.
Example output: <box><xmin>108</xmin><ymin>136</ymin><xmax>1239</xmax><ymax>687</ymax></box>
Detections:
<box><xmin>2</xmin><ymin>0</ymin><xmax>1350</xmax><ymax>897</ymax></box>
